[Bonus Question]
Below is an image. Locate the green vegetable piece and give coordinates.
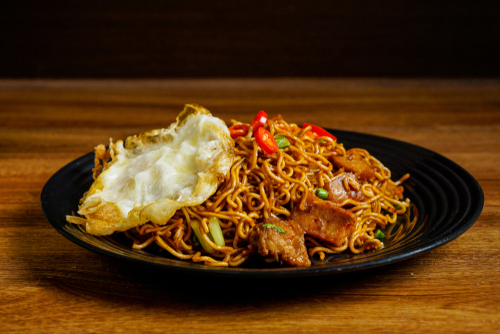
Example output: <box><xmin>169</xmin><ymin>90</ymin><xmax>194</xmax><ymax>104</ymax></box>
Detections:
<box><xmin>381</xmin><ymin>209</ymin><xmax>394</xmax><ymax>218</ymax></box>
<box><xmin>274</xmin><ymin>135</ymin><xmax>291</xmax><ymax>149</ymax></box>
<box><xmin>192</xmin><ymin>233</ymin><xmax>200</xmax><ymax>246</ymax></box>
<box><xmin>208</xmin><ymin>217</ymin><xmax>225</xmax><ymax>247</ymax></box>
<box><xmin>315</xmin><ymin>188</ymin><xmax>329</xmax><ymax>200</ymax></box>
<box><xmin>190</xmin><ymin>220</ymin><xmax>214</xmax><ymax>253</ymax></box>
<box><xmin>393</xmin><ymin>204</ymin><xmax>402</xmax><ymax>210</ymax></box>
<box><xmin>374</xmin><ymin>230</ymin><xmax>385</xmax><ymax>240</ymax></box>
<box><xmin>262</xmin><ymin>223</ymin><xmax>286</xmax><ymax>234</ymax></box>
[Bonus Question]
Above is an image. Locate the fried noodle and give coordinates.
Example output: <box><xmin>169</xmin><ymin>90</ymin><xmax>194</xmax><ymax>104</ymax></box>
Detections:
<box><xmin>120</xmin><ymin>115</ymin><xmax>412</xmax><ymax>266</ymax></box>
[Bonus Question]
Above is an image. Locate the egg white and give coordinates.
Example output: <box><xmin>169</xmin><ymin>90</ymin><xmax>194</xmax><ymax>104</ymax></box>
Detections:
<box><xmin>69</xmin><ymin>104</ymin><xmax>235</xmax><ymax>235</ymax></box>
<box><xmin>94</xmin><ymin>113</ymin><xmax>225</xmax><ymax>215</ymax></box>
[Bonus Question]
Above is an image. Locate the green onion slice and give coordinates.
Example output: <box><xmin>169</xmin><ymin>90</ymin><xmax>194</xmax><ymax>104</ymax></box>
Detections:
<box><xmin>374</xmin><ymin>230</ymin><xmax>385</xmax><ymax>240</ymax></box>
<box><xmin>315</xmin><ymin>188</ymin><xmax>329</xmax><ymax>200</ymax></box>
<box><xmin>274</xmin><ymin>136</ymin><xmax>291</xmax><ymax>149</ymax></box>
<box><xmin>262</xmin><ymin>223</ymin><xmax>286</xmax><ymax>234</ymax></box>
<box><xmin>190</xmin><ymin>220</ymin><xmax>215</xmax><ymax>253</ymax></box>
<box><xmin>208</xmin><ymin>217</ymin><xmax>225</xmax><ymax>247</ymax></box>
<box><xmin>393</xmin><ymin>204</ymin><xmax>402</xmax><ymax>210</ymax></box>
<box><xmin>192</xmin><ymin>233</ymin><xmax>200</xmax><ymax>246</ymax></box>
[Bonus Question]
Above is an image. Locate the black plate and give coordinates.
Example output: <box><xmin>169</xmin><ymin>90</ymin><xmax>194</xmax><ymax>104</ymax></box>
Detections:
<box><xmin>41</xmin><ymin>129</ymin><xmax>484</xmax><ymax>277</ymax></box>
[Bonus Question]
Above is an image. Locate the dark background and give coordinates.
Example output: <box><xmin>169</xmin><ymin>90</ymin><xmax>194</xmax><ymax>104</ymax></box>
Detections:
<box><xmin>1</xmin><ymin>1</ymin><xmax>499</xmax><ymax>78</ymax></box>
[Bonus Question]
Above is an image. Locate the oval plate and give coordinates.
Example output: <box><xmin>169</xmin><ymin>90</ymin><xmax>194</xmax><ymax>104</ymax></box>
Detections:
<box><xmin>41</xmin><ymin>129</ymin><xmax>484</xmax><ymax>277</ymax></box>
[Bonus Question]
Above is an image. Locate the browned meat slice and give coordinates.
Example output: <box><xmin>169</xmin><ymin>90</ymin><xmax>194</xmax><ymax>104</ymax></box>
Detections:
<box><xmin>324</xmin><ymin>172</ymin><xmax>366</xmax><ymax>204</ymax></box>
<box><xmin>249</xmin><ymin>217</ymin><xmax>311</xmax><ymax>267</ymax></box>
<box><xmin>331</xmin><ymin>149</ymin><xmax>375</xmax><ymax>180</ymax></box>
<box><xmin>291</xmin><ymin>194</ymin><xmax>356</xmax><ymax>247</ymax></box>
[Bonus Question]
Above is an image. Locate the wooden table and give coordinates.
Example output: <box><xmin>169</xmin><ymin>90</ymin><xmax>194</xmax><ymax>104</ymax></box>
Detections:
<box><xmin>1</xmin><ymin>79</ymin><xmax>499</xmax><ymax>333</ymax></box>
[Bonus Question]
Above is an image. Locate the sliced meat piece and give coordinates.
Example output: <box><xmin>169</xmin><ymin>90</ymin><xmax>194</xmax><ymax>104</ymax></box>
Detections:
<box><xmin>324</xmin><ymin>172</ymin><xmax>366</xmax><ymax>204</ymax></box>
<box><xmin>291</xmin><ymin>194</ymin><xmax>356</xmax><ymax>247</ymax></box>
<box><xmin>331</xmin><ymin>149</ymin><xmax>375</xmax><ymax>180</ymax></box>
<box><xmin>249</xmin><ymin>217</ymin><xmax>311</xmax><ymax>267</ymax></box>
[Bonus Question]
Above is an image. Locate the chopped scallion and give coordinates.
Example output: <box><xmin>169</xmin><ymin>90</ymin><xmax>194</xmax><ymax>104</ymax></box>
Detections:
<box><xmin>315</xmin><ymin>188</ymin><xmax>329</xmax><ymax>200</ymax></box>
<box><xmin>374</xmin><ymin>230</ymin><xmax>385</xmax><ymax>240</ymax></box>
<box><xmin>190</xmin><ymin>220</ymin><xmax>214</xmax><ymax>253</ymax></box>
<box><xmin>208</xmin><ymin>217</ymin><xmax>225</xmax><ymax>247</ymax></box>
<box><xmin>274</xmin><ymin>135</ymin><xmax>291</xmax><ymax>149</ymax></box>
<box><xmin>192</xmin><ymin>233</ymin><xmax>200</xmax><ymax>246</ymax></box>
<box><xmin>262</xmin><ymin>223</ymin><xmax>286</xmax><ymax>234</ymax></box>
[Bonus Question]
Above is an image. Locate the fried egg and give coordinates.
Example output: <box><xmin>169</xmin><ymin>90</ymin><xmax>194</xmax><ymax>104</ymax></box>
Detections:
<box><xmin>67</xmin><ymin>104</ymin><xmax>235</xmax><ymax>235</ymax></box>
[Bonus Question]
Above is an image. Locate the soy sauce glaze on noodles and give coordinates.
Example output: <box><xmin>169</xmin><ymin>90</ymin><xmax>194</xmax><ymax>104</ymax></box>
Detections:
<box><xmin>123</xmin><ymin>113</ymin><xmax>414</xmax><ymax>267</ymax></box>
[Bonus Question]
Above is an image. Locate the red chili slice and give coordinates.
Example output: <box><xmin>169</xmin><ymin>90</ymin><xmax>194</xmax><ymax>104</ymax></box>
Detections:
<box><xmin>251</xmin><ymin>111</ymin><xmax>267</xmax><ymax>132</ymax></box>
<box><xmin>228</xmin><ymin>124</ymin><xmax>250</xmax><ymax>139</ymax></box>
<box><xmin>302</xmin><ymin>123</ymin><xmax>337</xmax><ymax>141</ymax></box>
<box><xmin>255</xmin><ymin>127</ymin><xmax>278</xmax><ymax>154</ymax></box>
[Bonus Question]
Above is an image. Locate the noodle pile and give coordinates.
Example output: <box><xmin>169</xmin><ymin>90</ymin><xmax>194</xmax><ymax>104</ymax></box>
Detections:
<box><xmin>124</xmin><ymin>115</ymin><xmax>411</xmax><ymax>267</ymax></box>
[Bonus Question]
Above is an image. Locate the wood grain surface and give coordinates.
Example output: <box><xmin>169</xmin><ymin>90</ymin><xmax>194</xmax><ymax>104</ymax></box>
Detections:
<box><xmin>1</xmin><ymin>79</ymin><xmax>499</xmax><ymax>333</ymax></box>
